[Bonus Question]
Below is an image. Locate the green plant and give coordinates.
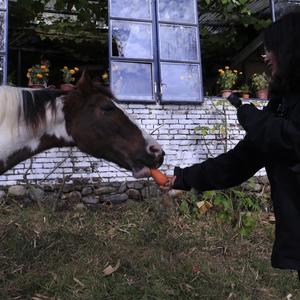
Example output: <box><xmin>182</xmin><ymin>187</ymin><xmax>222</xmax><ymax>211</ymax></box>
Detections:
<box><xmin>251</xmin><ymin>72</ymin><xmax>269</xmax><ymax>91</ymax></box>
<box><xmin>61</xmin><ymin>66</ymin><xmax>79</xmax><ymax>83</ymax></box>
<box><xmin>178</xmin><ymin>190</ymin><xmax>201</xmax><ymax>219</ymax></box>
<box><xmin>27</xmin><ymin>64</ymin><xmax>49</xmax><ymax>85</ymax></box>
<box><xmin>202</xmin><ymin>187</ymin><xmax>260</xmax><ymax>236</ymax></box>
<box><xmin>217</xmin><ymin>66</ymin><xmax>239</xmax><ymax>90</ymax></box>
<box><xmin>240</xmin><ymin>83</ymin><xmax>250</xmax><ymax>93</ymax></box>
<box><xmin>195</xmin><ymin>99</ymin><xmax>232</xmax><ymax>156</ymax></box>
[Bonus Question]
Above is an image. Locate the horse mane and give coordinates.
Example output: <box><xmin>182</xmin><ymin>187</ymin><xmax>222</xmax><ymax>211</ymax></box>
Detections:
<box><xmin>0</xmin><ymin>86</ymin><xmax>64</xmax><ymax>132</ymax></box>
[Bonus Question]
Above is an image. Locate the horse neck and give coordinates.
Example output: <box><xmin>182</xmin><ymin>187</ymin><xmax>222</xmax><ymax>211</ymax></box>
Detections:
<box><xmin>0</xmin><ymin>96</ymin><xmax>75</xmax><ymax>175</ymax></box>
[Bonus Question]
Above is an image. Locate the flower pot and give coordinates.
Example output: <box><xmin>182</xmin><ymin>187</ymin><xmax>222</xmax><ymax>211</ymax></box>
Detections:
<box><xmin>60</xmin><ymin>83</ymin><xmax>75</xmax><ymax>92</ymax></box>
<box><xmin>256</xmin><ymin>88</ymin><xmax>268</xmax><ymax>100</ymax></box>
<box><xmin>242</xmin><ymin>93</ymin><xmax>250</xmax><ymax>99</ymax></box>
<box><xmin>220</xmin><ymin>89</ymin><xmax>232</xmax><ymax>98</ymax></box>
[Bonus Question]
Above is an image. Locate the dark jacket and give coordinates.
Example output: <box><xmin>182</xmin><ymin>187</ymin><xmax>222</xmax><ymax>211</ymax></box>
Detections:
<box><xmin>173</xmin><ymin>94</ymin><xmax>300</xmax><ymax>271</ymax></box>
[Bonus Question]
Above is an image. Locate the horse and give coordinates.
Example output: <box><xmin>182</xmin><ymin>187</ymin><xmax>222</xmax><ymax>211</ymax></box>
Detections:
<box><xmin>0</xmin><ymin>73</ymin><xmax>164</xmax><ymax>179</ymax></box>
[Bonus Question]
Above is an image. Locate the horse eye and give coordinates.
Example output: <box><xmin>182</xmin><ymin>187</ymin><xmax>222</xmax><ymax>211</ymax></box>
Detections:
<box><xmin>100</xmin><ymin>103</ymin><xmax>115</xmax><ymax>112</ymax></box>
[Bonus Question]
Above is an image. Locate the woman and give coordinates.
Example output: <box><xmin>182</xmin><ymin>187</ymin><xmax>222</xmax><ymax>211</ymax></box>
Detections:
<box><xmin>166</xmin><ymin>12</ymin><xmax>300</xmax><ymax>279</ymax></box>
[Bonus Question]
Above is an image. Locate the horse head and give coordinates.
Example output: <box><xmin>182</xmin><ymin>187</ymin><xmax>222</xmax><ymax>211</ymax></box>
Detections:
<box><xmin>63</xmin><ymin>72</ymin><xmax>165</xmax><ymax>178</ymax></box>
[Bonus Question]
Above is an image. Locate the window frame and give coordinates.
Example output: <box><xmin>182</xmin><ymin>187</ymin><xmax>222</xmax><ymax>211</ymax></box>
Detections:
<box><xmin>108</xmin><ymin>0</ymin><xmax>203</xmax><ymax>104</ymax></box>
<box><xmin>0</xmin><ymin>0</ymin><xmax>8</xmax><ymax>85</ymax></box>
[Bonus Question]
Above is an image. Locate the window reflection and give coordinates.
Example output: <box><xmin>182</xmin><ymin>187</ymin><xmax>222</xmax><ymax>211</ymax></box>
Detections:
<box><xmin>112</xmin><ymin>20</ymin><xmax>153</xmax><ymax>59</ymax></box>
<box><xmin>160</xmin><ymin>25</ymin><xmax>198</xmax><ymax>61</ymax></box>
<box><xmin>159</xmin><ymin>0</ymin><xmax>196</xmax><ymax>23</ymax></box>
<box><xmin>112</xmin><ymin>62</ymin><xmax>153</xmax><ymax>101</ymax></box>
<box><xmin>0</xmin><ymin>13</ymin><xmax>5</xmax><ymax>50</ymax></box>
<box><xmin>110</xmin><ymin>0</ymin><xmax>151</xmax><ymax>19</ymax></box>
<box><xmin>161</xmin><ymin>63</ymin><xmax>200</xmax><ymax>101</ymax></box>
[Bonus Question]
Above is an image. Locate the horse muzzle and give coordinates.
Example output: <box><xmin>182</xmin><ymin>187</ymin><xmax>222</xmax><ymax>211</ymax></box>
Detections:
<box><xmin>131</xmin><ymin>144</ymin><xmax>165</xmax><ymax>178</ymax></box>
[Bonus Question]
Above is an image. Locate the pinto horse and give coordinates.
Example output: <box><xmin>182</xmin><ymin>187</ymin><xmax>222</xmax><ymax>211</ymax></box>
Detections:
<box><xmin>0</xmin><ymin>73</ymin><xmax>164</xmax><ymax>178</ymax></box>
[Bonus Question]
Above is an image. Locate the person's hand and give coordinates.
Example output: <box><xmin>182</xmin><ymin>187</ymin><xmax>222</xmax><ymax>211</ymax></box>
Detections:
<box><xmin>227</xmin><ymin>93</ymin><xmax>242</xmax><ymax>109</ymax></box>
<box><xmin>160</xmin><ymin>176</ymin><xmax>176</xmax><ymax>191</ymax></box>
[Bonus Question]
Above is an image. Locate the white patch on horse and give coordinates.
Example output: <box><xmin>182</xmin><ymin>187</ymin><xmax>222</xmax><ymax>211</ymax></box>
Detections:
<box><xmin>44</xmin><ymin>97</ymin><xmax>74</xmax><ymax>142</ymax></box>
<box><xmin>0</xmin><ymin>87</ymin><xmax>73</xmax><ymax>165</ymax></box>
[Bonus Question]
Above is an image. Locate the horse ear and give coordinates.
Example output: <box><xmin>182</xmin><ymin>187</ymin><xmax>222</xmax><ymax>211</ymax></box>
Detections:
<box><xmin>77</xmin><ymin>70</ymin><xmax>93</xmax><ymax>94</ymax></box>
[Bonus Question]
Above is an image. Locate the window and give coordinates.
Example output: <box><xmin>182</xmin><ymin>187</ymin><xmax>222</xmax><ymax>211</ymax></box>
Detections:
<box><xmin>109</xmin><ymin>0</ymin><xmax>203</xmax><ymax>103</ymax></box>
<box><xmin>0</xmin><ymin>0</ymin><xmax>7</xmax><ymax>84</ymax></box>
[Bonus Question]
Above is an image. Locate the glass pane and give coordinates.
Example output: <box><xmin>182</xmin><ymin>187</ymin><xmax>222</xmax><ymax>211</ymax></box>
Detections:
<box><xmin>160</xmin><ymin>25</ymin><xmax>198</xmax><ymax>61</ymax></box>
<box><xmin>0</xmin><ymin>56</ymin><xmax>4</xmax><ymax>84</ymax></box>
<box><xmin>110</xmin><ymin>0</ymin><xmax>151</xmax><ymax>19</ymax></box>
<box><xmin>111</xmin><ymin>62</ymin><xmax>153</xmax><ymax>101</ymax></box>
<box><xmin>159</xmin><ymin>0</ymin><xmax>196</xmax><ymax>23</ymax></box>
<box><xmin>112</xmin><ymin>20</ymin><xmax>153</xmax><ymax>59</ymax></box>
<box><xmin>0</xmin><ymin>12</ymin><xmax>5</xmax><ymax>50</ymax></box>
<box><xmin>161</xmin><ymin>63</ymin><xmax>201</xmax><ymax>101</ymax></box>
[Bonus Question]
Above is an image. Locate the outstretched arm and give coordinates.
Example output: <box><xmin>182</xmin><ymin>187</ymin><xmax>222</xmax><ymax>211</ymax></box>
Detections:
<box><xmin>173</xmin><ymin>137</ymin><xmax>264</xmax><ymax>191</ymax></box>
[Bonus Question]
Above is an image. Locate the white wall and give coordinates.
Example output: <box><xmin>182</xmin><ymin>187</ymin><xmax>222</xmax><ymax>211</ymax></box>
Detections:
<box><xmin>0</xmin><ymin>97</ymin><xmax>266</xmax><ymax>185</ymax></box>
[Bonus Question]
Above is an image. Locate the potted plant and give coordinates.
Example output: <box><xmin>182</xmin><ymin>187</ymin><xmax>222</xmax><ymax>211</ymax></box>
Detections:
<box><xmin>60</xmin><ymin>66</ymin><xmax>79</xmax><ymax>91</ymax></box>
<box><xmin>239</xmin><ymin>83</ymin><xmax>251</xmax><ymax>99</ymax></box>
<box><xmin>101</xmin><ymin>70</ymin><xmax>109</xmax><ymax>86</ymax></box>
<box><xmin>27</xmin><ymin>64</ymin><xmax>49</xmax><ymax>88</ymax></box>
<box><xmin>217</xmin><ymin>66</ymin><xmax>239</xmax><ymax>97</ymax></box>
<box><xmin>251</xmin><ymin>72</ymin><xmax>269</xmax><ymax>100</ymax></box>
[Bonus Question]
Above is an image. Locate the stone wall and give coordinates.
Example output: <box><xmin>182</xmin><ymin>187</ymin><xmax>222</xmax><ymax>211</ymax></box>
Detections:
<box><xmin>0</xmin><ymin>97</ymin><xmax>266</xmax><ymax>186</ymax></box>
<box><xmin>0</xmin><ymin>180</ymin><xmax>163</xmax><ymax>210</ymax></box>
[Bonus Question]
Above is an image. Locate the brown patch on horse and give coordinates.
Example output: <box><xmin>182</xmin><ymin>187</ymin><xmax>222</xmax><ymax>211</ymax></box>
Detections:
<box><xmin>0</xmin><ymin>134</ymin><xmax>74</xmax><ymax>175</ymax></box>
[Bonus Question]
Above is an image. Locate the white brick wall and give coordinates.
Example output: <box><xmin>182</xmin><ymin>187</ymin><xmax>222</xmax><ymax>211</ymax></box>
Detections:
<box><xmin>0</xmin><ymin>97</ymin><xmax>266</xmax><ymax>185</ymax></box>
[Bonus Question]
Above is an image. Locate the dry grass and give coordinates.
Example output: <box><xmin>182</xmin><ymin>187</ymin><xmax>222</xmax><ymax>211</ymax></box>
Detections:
<box><xmin>0</xmin><ymin>197</ymin><xmax>299</xmax><ymax>299</ymax></box>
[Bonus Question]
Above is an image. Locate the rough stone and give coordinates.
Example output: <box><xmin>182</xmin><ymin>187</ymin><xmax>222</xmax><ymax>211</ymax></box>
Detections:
<box><xmin>43</xmin><ymin>185</ymin><xmax>55</xmax><ymax>192</ymax></box>
<box><xmin>240</xmin><ymin>182</ymin><xmax>251</xmax><ymax>191</ymax></box>
<box><xmin>81</xmin><ymin>186</ymin><xmax>93</xmax><ymax>196</ymax></box>
<box><xmin>0</xmin><ymin>190</ymin><xmax>6</xmax><ymax>200</ymax></box>
<box><xmin>82</xmin><ymin>196</ymin><xmax>99</xmax><ymax>205</ymax></box>
<box><xmin>126</xmin><ymin>189</ymin><xmax>141</xmax><ymax>201</ymax></box>
<box><xmin>95</xmin><ymin>186</ymin><xmax>117</xmax><ymax>195</ymax></box>
<box><xmin>29</xmin><ymin>187</ymin><xmax>45</xmax><ymax>202</ymax></box>
<box><xmin>258</xmin><ymin>176</ymin><xmax>269</xmax><ymax>185</ymax></box>
<box><xmin>253</xmin><ymin>183</ymin><xmax>262</xmax><ymax>192</ymax></box>
<box><xmin>118</xmin><ymin>182</ymin><xmax>127</xmax><ymax>193</ymax></box>
<box><xmin>63</xmin><ymin>185</ymin><xmax>74</xmax><ymax>193</ymax></box>
<box><xmin>68</xmin><ymin>191</ymin><xmax>82</xmax><ymax>202</ymax></box>
<box><xmin>102</xmin><ymin>193</ymin><xmax>128</xmax><ymax>204</ymax></box>
<box><xmin>127</xmin><ymin>182</ymin><xmax>143</xmax><ymax>190</ymax></box>
<box><xmin>8</xmin><ymin>185</ymin><xmax>27</xmax><ymax>197</ymax></box>
<box><xmin>264</xmin><ymin>185</ymin><xmax>271</xmax><ymax>193</ymax></box>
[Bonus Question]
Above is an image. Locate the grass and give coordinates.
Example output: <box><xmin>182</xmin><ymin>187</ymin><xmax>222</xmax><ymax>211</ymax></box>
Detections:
<box><xmin>0</xmin><ymin>196</ymin><xmax>299</xmax><ymax>300</ymax></box>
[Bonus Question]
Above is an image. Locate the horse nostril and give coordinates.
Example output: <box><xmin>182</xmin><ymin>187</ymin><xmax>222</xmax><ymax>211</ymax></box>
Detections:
<box><xmin>149</xmin><ymin>145</ymin><xmax>161</xmax><ymax>154</ymax></box>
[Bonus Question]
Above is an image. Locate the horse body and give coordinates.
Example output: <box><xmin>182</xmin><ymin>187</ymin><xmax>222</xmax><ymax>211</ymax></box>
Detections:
<box><xmin>0</xmin><ymin>74</ymin><xmax>164</xmax><ymax>178</ymax></box>
<box><xmin>0</xmin><ymin>87</ymin><xmax>73</xmax><ymax>174</ymax></box>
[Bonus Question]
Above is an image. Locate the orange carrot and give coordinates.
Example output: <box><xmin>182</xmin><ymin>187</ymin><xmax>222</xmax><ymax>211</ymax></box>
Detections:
<box><xmin>150</xmin><ymin>169</ymin><xmax>168</xmax><ymax>186</ymax></box>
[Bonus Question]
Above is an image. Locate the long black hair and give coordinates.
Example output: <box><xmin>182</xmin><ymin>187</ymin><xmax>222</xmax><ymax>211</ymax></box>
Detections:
<box><xmin>264</xmin><ymin>12</ymin><xmax>300</xmax><ymax>97</ymax></box>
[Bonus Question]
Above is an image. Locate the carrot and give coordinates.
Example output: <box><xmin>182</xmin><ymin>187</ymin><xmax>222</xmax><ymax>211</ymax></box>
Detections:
<box><xmin>150</xmin><ymin>169</ymin><xmax>168</xmax><ymax>186</ymax></box>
